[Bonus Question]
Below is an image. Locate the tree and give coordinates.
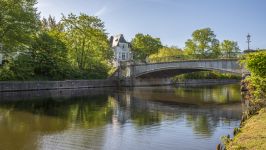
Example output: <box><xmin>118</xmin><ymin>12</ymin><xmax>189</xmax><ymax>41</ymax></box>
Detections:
<box><xmin>61</xmin><ymin>13</ymin><xmax>113</xmax><ymax>76</ymax></box>
<box><xmin>241</xmin><ymin>51</ymin><xmax>266</xmax><ymax>78</ymax></box>
<box><xmin>148</xmin><ymin>46</ymin><xmax>183</xmax><ymax>62</ymax></box>
<box><xmin>29</xmin><ymin>32</ymin><xmax>69</xmax><ymax>79</ymax></box>
<box><xmin>220</xmin><ymin>40</ymin><xmax>240</xmax><ymax>58</ymax></box>
<box><xmin>41</xmin><ymin>15</ymin><xmax>64</xmax><ymax>32</ymax></box>
<box><xmin>0</xmin><ymin>0</ymin><xmax>39</xmax><ymax>55</ymax></box>
<box><xmin>131</xmin><ymin>33</ymin><xmax>162</xmax><ymax>61</ymax></box>
<box><xmin>184</xmin><ymin>28</ymin><xmax>221</xmax><ymax>58</ymax></box>
<box><xmin>241</xmin><ymin>51</ymin><xmax>266</xmax><ymax>101</ymax></box>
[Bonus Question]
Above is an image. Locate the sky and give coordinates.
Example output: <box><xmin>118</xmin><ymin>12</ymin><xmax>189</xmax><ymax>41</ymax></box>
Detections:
<box><xmin>36</xmin><ymin>0</ymin><xmax>266</xmax><ymax>50</ymax></box>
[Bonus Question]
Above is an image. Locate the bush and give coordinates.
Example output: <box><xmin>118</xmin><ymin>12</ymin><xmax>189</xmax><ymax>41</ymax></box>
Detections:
<box><xmin>0</xmin><ymin>64</ymin><xmax>15</xmax><ymax>81</ymax></box>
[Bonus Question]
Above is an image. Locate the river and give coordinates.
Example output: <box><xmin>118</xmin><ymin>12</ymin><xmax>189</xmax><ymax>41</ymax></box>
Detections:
<box><xmin>0</xmin><ymin>84</ymin><xmax>242</xmax><ymax>150</ymax></box>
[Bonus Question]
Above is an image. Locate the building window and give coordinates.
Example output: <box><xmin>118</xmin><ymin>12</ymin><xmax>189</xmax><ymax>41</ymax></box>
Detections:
<box><xmin>122</xmin><ymin>53</ymin><xmax>126</xmax><ymax>60</ymax></box>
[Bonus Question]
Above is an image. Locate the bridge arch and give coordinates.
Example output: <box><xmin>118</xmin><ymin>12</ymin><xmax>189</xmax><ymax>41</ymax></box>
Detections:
<box><xmin>127</xmin><ymin>59</ymin><xmax>243</xmax><ymax>78</ymax></box>
<box><xmin>134</xmin><ymin>67</ymin><xmax>240</xmax><ymax>78</ymax></box>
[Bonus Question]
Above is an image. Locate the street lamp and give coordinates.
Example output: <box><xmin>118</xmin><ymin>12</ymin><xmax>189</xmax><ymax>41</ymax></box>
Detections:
<box><xmin>247</xmin><ymin>33</ymin><xmax>251</xmax><ymax>50</ymax></box>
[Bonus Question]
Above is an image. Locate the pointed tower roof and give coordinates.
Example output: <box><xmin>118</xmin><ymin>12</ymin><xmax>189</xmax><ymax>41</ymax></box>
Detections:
<box><xmin>110</xmin><ymin>34</ymin><xmax>128</xmax><ymax>47</ymax></box>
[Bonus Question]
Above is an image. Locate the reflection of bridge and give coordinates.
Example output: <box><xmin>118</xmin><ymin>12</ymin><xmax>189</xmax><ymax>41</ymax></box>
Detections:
<box><xmin>119</xmin><ymin>59</ymin><xmax>243</xmax><ymax>78</ymax></box>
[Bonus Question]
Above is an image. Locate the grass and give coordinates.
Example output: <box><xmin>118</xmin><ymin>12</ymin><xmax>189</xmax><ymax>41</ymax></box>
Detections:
<box><xmin>226</xmin><ymin>108</ymin><xmax>266</xmax><ymax>150</ymax></box>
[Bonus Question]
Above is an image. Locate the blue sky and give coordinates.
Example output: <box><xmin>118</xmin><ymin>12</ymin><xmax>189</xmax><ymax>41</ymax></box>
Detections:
<box><xmin>37</xmin><ymin>0</ymin><xmax>266</xmax><ymax>50</ymax></box>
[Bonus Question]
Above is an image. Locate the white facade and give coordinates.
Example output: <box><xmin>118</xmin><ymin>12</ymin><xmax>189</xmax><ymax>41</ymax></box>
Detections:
<box><xmin>110</xmin><ymin>34</ymin><xmax>132</xmax><ymax>67</ymax></box>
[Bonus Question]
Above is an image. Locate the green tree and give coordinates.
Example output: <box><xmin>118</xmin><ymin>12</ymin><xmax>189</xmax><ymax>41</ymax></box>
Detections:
<box><xmin>61</xmin><ymin>13</ymin><xmax>113</xmax><ymax>78</ymax></box>
<box><xmin>148</xmin><ymin>46</ymin><xmax>183</xmax><ymax>62</ymax></box>
<box><xmin>242</xmin><ymin>51</ymin><xmax>266</xmax><ymax>78</ymax></box>
<box><xmin>184</xmin><ymin>28</ymin><xmax>221</xmax><ymax>59</ymax></box>
<box><xmin>240</xmin><ymin>51</ymin><xmax>266</xmax><ymax>119</ymax></box>
<box><xmin>0</xmin><ymin>0</ymin><xmax>39</xmax><ymax>55</ymax></box>
<box><xmin>131</xmin><ymin>33</ymin><xmax>162</xmax><ymax>61</ymax></box>
<box><xmin>220</xmin><ymin>40</ymin><xmax>240</xmax><ymax>58</ymax></box>
<box><xmin>30</xmin><ymin>32</ymin><xmax>69</xmax><ymax>79</ymax></box>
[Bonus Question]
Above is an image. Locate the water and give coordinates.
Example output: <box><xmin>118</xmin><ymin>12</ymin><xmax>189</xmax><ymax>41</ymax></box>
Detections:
<box><xmin>0</xmin><ymin>84</ymin><xmax>242</xmax><ymax>150</ymax></box>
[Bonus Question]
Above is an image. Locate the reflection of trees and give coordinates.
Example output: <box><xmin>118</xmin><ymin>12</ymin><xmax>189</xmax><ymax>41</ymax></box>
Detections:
<box><xmin>174</xmin><ymin>84</ymin><xmax>241</xmax><ymax>104</ymax></box>
<box><xmin>0</xmin><ymin>95</ymin><xmax>114</xmax><ymax>128</ymax></box>
<box><xmin>185</xmin><ymin>114</ymin><xmax>217</xmax><ymax>137</ymax></box>
<box><xmin>67</xmin><ymin>98</ymin><xmax>114</xmax><ymax>128</ymax></box>
<box><xmin>131</xmin><ymin>110</ymin><xmax>162</xmax><ymax>126</ymax></box>
<box><xmin>0</xmin><ymin>95</ymin><xmax>115</xmax><ymax>150</ymax></box>
<box><xmin>0</xmin><ymin>85</ymin><xmax>242</xmax><ymax>149</ymax></box>
<box><xmin>0</xmin><ymin>109</ymin><xmax>68</xmax><ymax>150</ymax></box>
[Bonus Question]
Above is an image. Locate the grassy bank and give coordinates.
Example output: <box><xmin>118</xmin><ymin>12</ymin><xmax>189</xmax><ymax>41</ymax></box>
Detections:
<box><xmin>222</xmin><ymin>51</ymin><xmax>266</xmax><ymax>150</ymax></box>
<box><xmin>226</xmin><ymin>108</ymin><xmax>266</xmax><ymax>150</ymax></box>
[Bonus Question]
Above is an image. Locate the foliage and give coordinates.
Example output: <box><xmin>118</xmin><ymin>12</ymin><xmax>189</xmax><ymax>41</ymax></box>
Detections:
<box><xmin>241</xmin><ymin>51</ymin><xmax>266</xmax><ymax>78</ymax></box>
<box><xmin>0</xmin><ymin>31</ymin><xmax>71</xmax><ymax>81</ymax></box>
<box><xmin>131</xmin><ymin>33</ymin><xmax>162</xmax><ymax>61</ymax></box>
<box><xmin>240</xmin><ymin>51</ymin><xmax>266</xmax><ymax>117</ymax></box>
<box><xmin>148</xmin><ymin>46</ymin><xmax>184</xmax><ymax>62</ymax></box>
<box><xmin>41</xmin><ymin>15</ymin><xmax>62</xmax><ymax>31</ymax></box>
<box><xmin>0</xmin><ymin>0</ymin><xmax>40</xmax><ymax>55</ymax></box>
<box><xmin>10</xmin><ymin>54</ymin><xmax>35</xmax><ymax>80</ymax></box>
<box><xmin>184</xmin><ymin>28</ymin><xmax>220</xmax><ymax>58</ymax></box>
<box><xmin>220</xmin><ymin>40</ymin><xmax>240</xmax><ymax>58</ymax></box>
<box><xmin>224</xmin><ymin>51</ymin><xmax>266</xmax><ymax>150</ymax></box>
<box><xmin>0</xmin><ymin>11</ymin><xmax>114</xmax><ymax>80</ymax></box>
<box><xmin>0</xmin><ymin>63</ymin><xmax>15</xmax><ymax>81</ymax></box>
<box><xmin>30</xmin><ymin>32</ymin><xmax>70</xmax><ymax>80</ymax></box>
<box><xmin>61</xmin><ymin>13</ymin><xmax>113</xmax><ymax>71</ymax></box>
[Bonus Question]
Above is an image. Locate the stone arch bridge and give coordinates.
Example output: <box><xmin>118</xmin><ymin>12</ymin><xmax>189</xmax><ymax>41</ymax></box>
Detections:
<box><xmin>119</xmin><ymin>59</ymin><xmax>244</xmax><ymax>79</ymax></box>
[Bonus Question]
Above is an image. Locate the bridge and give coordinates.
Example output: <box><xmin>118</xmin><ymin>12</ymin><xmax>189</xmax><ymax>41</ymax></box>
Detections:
<box><xmin>118</xmin><ymin>59</ymin><xmax>244</xmax><ymax>79</ymax></box>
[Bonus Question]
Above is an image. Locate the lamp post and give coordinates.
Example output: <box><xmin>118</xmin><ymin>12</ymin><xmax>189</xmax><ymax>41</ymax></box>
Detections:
<box><xmin>247</xmin><ymin>34</ymin><xmax>251</xmax><ymax>50</ymax></box>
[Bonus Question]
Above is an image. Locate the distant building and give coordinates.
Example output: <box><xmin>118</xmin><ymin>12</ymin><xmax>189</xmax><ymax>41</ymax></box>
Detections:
<box><xmin>110</xmin><ymin>34</ymin><xmax>132</xmax><ymax>67</ymax></box>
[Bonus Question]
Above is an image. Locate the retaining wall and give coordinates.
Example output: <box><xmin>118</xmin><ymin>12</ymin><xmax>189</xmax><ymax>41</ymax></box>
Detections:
<box><xmin>121</xmin><ymin>78</ymin><xmax>240</xmax><ymax>87</ymax></box>
<box><xmin>0</xmin><ymin>79</ymin><xmax>240</xmax><ymax>92</ymax></box>
<box><xmin>0</xmin><ymin>80</ymin><xmax>116</xmax><ymax>92</ymax></box>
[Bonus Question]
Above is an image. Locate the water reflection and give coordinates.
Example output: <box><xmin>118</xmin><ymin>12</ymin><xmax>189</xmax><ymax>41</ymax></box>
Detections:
<box><xmin>0</xmin><ymin>84</ymin><xmax>242</xmax><ymax>150</ymax></box>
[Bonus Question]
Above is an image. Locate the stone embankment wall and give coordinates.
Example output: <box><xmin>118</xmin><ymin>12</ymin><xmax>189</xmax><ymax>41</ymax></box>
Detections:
<box><xmin>0</xmin><ymin>88</ymin><xmax>114</xmax><ymax>101</ymax></box>
<box><xmin>121</xmin><ymin>78</ymin><xmax>240</xmax><ymax>87</ymax></box>
<box><xmin>0</xmin><ymin>78</ymin><xmax>240</xmax><ymax>92</ymax></box>
<box><xmin>0</xmin><ymin>80</ymin><xmax>116</xmax><ymax>92</ymax></box>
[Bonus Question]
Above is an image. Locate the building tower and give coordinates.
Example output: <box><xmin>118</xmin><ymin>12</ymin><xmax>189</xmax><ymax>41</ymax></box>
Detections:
<box><xmin>110</xmin><ymin>34</ymin><xmax>132</xmax><ymax>67</ymax></box>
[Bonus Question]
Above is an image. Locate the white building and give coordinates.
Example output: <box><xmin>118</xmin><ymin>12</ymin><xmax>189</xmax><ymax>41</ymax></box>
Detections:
<box><xmin>110</xmin><ymin>34</ymin><xmax>132</xmax><ymax>67</ymax></box>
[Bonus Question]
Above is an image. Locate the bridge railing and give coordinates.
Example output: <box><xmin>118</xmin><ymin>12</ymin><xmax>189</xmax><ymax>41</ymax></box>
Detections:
<box><xmin>145</xmin><ymin>52</ymin><xmax>243</xmax><ymax>64</ymax></box>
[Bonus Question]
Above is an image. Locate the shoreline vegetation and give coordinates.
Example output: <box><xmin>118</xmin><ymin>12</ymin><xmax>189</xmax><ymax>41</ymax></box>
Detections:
<box><xmin>173</xmin><ymin>71</ymin><xmax>241</xmax><ymax>82</ymax></box>
<box><xmin>220</xmin><ymin>51</ymin><xmax>266</xmax><ymax>150</ymax></box>
<box><xmin>226</xmin><ymin>108</ymin><xmax>266</xmax><ymax>150</ymax></box>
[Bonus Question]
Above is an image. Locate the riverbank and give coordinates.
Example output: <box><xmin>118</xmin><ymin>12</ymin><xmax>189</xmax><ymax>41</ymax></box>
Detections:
<box><xmin>0</xmin><ymin>79</ymin><xmax>240</xmax><ymax>92</ymax></box>
<box><xmin>122</xmin><ymin>79</ymin><xmax>240</xmax><ymax>87</ymax></box>
<box><xmin>0</xmin><ymin>80</ymin><xmax>116</xmax><ymax>92</ymax></box>
<box><xmin>226</xmin><ymin>107</ymin><xmax>266</xmax><ymax>150</ymax></box>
